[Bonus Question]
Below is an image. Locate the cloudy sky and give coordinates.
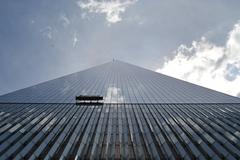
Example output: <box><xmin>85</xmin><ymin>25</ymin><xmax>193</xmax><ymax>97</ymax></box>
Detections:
<box><xmin>0</xmin><ymin>0</ymin><xmax>240</xmax><ymax>97</ymax></box>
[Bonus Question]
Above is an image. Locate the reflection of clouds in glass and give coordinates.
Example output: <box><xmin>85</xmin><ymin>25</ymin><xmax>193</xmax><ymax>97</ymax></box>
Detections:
<box><xmin>80</xmin><ymin>89</ymin><xmax>87</xmax><ymax>95</ymax></box>
<box><xmin>61</xmin><ymin>80</ymin><xmax>72</xmax><ymax>95</ymax></box>
<box><xmin>105</xmin><ymin>86</ymin><xmax>124</xmax><ymax>103</ymax></box>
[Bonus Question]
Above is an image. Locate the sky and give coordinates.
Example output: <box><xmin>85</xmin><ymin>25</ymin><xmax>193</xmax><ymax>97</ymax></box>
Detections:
<box><xmin>0</xmin><ymin>0</ymin><xmax>240</xmax><ymax>97</ymax></box>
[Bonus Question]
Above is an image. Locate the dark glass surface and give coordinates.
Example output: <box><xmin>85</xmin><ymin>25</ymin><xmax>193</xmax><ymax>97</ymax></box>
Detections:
<box><xmin>0</xmin><ymin>103</ymin><xmax>240</xmax><ymax>159</ymax></box>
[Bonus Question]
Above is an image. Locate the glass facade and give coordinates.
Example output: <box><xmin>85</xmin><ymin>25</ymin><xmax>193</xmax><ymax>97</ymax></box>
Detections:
<box><xmin>0</xmin><ymin>103</ymin><xmax>240</xmax><ymax>159</ymax></box>
<box><xmin>0</xmin><ymin>61</ymin><xmax>239</xmax><ymax>103</ymax></box>
<box><xmin>0</xmin><ymin>61</ymin><xmax>240</xmax><ymax>159</ymax></box>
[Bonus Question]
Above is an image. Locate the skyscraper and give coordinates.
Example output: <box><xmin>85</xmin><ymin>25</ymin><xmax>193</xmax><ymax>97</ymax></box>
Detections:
<box><xmin>0</xmin><ymin>61</ymin><xmax>240</xmax><ymax>159</ymax></box>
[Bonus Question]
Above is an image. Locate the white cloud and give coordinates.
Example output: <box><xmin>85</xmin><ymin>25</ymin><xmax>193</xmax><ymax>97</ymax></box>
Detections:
<box><xmin>30</xmin><ymin>20</ymin><xmax>35</xmax><ymax>24</ymax></box>
<box><xmin>40</xmin><ymin>26</ymin><xmax>53</xmax><ymax>39</ymax></box>
<box><xmin>77</xmin><ymin>0</ymin><xmax>138</xmax><ymax>24</ymax></box>
<box><xmin>73</xmin><ymin>33</ymin><xmax>79</xmax><ymax>48</ymax></box>
<box><xmin>157</xmin><ymin>21</ymin><xmax>240</xmax><ymax>97</ymax></box>
<box><xmin>60</xmin><ymin>14</ymin><xmax>70</xmax><ymax>27</ymax></box>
